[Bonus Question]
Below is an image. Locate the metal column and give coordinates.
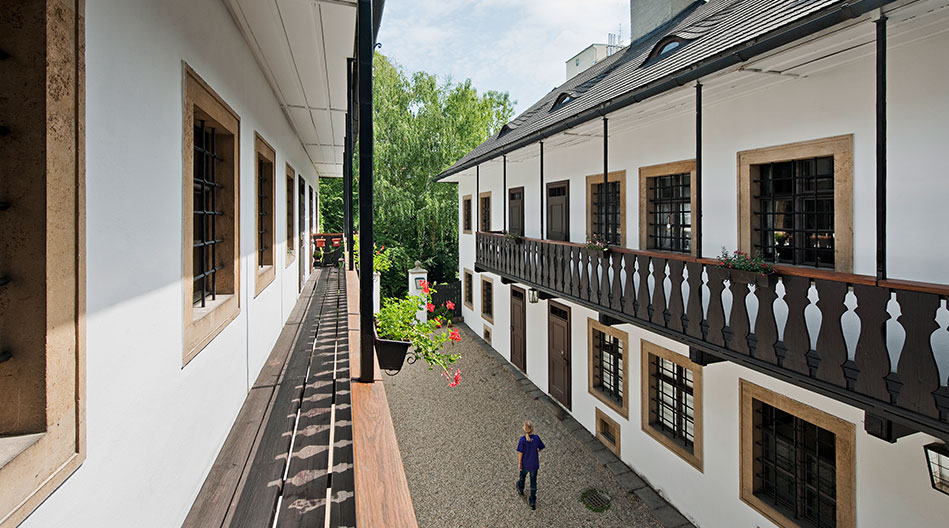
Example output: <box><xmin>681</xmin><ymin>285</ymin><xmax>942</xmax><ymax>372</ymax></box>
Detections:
<box><xmin>357</xmin><ymin>0</ymin><xmax>375</xmax><ymax>383</ymax></box>
<box><xmin>539</xmin><ymin>142</ymin><xmax>544</xmax><ymax>239</ymax></box>
<box><xmin>602</xmin><ymin>117</ymin><xmax>609</xmax><ymax>243</ymax></box>
<box><xmin>695</xmin><ymin>81</ymin><xmax>703</xmax><ymax>258</ymax></box>
<box><xmin>876</xmin><ymin>15</ymin><xmax>887</xmax><ymax>280</ymax></box>
<box><xmin>344</xmin><ymin>58</ymin><xmax>354</xmax><ymax>271</ymax></box>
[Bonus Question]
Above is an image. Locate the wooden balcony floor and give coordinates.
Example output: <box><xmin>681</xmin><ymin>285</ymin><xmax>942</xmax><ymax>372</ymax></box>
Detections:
<box><xmin>183</xmin><ymin>267</ymin><xmax>357</xmax><ymax>528</ymax></box>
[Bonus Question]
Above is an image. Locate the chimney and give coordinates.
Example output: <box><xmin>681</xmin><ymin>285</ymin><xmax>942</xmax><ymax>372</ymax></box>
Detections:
<box><xmin>629</xmin><ymin>0</ymin><xmax>694</xmax><ymax>43</ymax></box>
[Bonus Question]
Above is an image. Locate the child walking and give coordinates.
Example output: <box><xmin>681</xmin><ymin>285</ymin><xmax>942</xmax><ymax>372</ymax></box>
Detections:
<box><xmin>515</xmin><ymin>420</ymin><xmax>545</xmax><ymax>510</ymax></box>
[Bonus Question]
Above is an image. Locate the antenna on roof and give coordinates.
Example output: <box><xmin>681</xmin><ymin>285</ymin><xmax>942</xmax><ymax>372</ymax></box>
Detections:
<box><xmin>607</xmin><ymin>24</ymin><xmax>625</xmax><ymax>56</ymax></box>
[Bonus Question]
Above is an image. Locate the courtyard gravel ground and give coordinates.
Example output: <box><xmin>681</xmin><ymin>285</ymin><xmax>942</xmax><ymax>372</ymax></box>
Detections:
<box><xmin>385</xmin><ymin>324</ymin><xmax>665</xmax><ymax>528</ymax></box>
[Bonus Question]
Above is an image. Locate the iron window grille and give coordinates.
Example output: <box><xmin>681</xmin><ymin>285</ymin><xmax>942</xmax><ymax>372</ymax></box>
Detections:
<box><xmin>925</xmin><ymin>443</ymin><xmax>949</xmax><ymax>495</ymax></box>
<box><xmin>756</xmin><ymin>156</ymin><xmax>835</xmax><ymax>268</ymax></box>
<box><xmin>481</xmin><ymin>196</ymin><xmax>491</xmax><ymax>232</ymax></box>
<box><xmin>463</xmin><ymin>197</ymin><xmax>472</xmax><ymax>231</ymax></box>
<box><xmin>651</xmin><ymin>356</ymin><xmax>695</xmax><ymax>452</ymax></box>
<box><xmin>193</xmin><ymin>120</ymin><xmax>225</xmax><ymax>307</ymax></box>
<box><xmin>464</xmin><ymin>272</ymin><xmax>473</xmax><ymax>306</ymax></box>
<box><xmin>482</xmin><ymin>280</ymin><xmax>493</xmax><ymax>318</ymax></box>
<box><xmin>257</xmin><ymin>158</ymin><xmax>269</xmax><ymax>268</ymax></box>
<box><xmin>592</xmin><ymin>329</ymin><xmax>623</xmax><ymax>405</ymax></box>
<box><xmin>649</xmin><ymin>173</ymin><xmax>691</xmax><ymax>253</ymax></box>
<box><xmin>286</xmin><ymin>175</ymin><xmax>294</xmax><ymax>255</ymax></box>
<box><xmin>592</xmin><ymin>181</ymin><xmax>620</xmax><ymax>245</ymax></box>
<box><xmin>754</xmin><ymin>401</ymin><xmax>837</xmax><ymax>528</ymax></box>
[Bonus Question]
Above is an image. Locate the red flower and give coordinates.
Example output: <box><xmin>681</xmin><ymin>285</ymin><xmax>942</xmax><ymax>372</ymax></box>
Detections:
<box><xmin>420</xmin><ymin>280</ymin><xmax>430</xmax><ymax>294</ymax></box>
<box><xmin>445</xmin><ymin>300</ymin><xmax>455</xmax><ymax>310</ymax></box>
<box><xmin>443</xmin><ymin>368</ymin><xmax>462</xmax><ymax>387</ymax></box>
<box><xmin>426</xmin><ymin>303</ymin><xmax>435</xmax><ymax>312</ymax></box>
<box><xmin>434</xmin><ymin>318</ymin><xmax>443</xmax><ymax>328</ymax></box>
<box><xmin>449</xmin><ymin>329</ymin><xmax>461</xmax><ymax>342</ymax></box>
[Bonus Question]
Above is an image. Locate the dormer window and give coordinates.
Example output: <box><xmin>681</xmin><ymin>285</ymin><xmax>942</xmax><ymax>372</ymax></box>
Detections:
<box><xmin>643</xmin><ymin>36</ymin><xmax>690</xmax><ymax>66</ymax></box>
<box><xmin>551</xmin><ymin>93</ymin><xmax>575</xmax><ymax>111</ymax></box>
<box><xmin>497</xmin><ymin>124</ymin><xmax>512</xmax><ymax>138</ymax></box>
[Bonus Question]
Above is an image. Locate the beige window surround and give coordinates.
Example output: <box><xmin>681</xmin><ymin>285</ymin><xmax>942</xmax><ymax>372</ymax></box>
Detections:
<box><xmin>254</xmin><ymin>133</ymin><xmax>276</xmax><ymax>297</ymax></box>
<box><xmin>639</xmin><ymin>159</ymin><xmax>698</xmax><ymax>256</ymax></box>
<box><xmin>183</xmin><ymin>64</ymin><xmax>241</xmax><ymax>366</ymax></box>
<box><xmin>739</xmin><ymin>379</ymin><xmax>855</xmax><ymax>528</ymax></box>
<box><xmin>595</xmin><ymin>408</ymin><xmax>621</xmax><ymax>458</ymax></box>
<box><xmin>481</xmin><ymin>275</ymin><xmax>494</xmax><ymax>323</ymax></box>
<box><xmin>585</xmin><ymin>170</ymin><xmax>627</xmax><ymax>247</ymax></box>
<box><xmin>462</xmin><ymin>194</ymin><xmax>473</xmax><ymax>234</ymax></box>
<box><xmin>286</xmin><ymin>164</ymin><xmax>296</xmax><ymax>268</ymax></box>
<box><xmin>587</xmin><ymin>318</ymin><xmax>630</xmax><ymax>419</ymax></box>
<box><xmin>479</xmin><ymin>191</ymin><xmax>492</xmax><ymax>232</ymax></box>
<box><xmin>463</xmin><ymin>269</ymin><xmax>474</xmax><ymax>310</ymax></box>
<box><xmin>640</xmin><ymin>340</ymin><xmax>703</xmax><ymax>472</ymax></box>
<box><xmin>483</xmin><ymin>324</ymin><xmax>493</xmax><ymax>345</ymax></box>
<box><xmin>0</xmin><ymin>3</ymin><xmax>86</xmax><ymax>525</ymax></box>
<box><xmin>737</xmin><ymin>134</ymin><xmax>853</xmax><ymax>273</ymax></box>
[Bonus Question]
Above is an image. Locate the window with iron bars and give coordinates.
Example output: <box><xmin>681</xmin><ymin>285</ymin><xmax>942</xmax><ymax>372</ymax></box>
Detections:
<box><xmin>463</xmin><ymin>196</ymin><xmax>472</xmax><ymax>232</ymax></box>
<box><xmin>649</xmin><ymin>173</ymin><xmax>691</xmax><ymax>253</ymax></box>
<box><xmin>592</xmin><ymin>181</ymin><xmax>620</xmax><ymax>245</ymax></box>
<box><xmin>754</xmin><ymin>400</ymin><xmax>837</xmax><ymax>528</ymax></box>
<box><xmin>480</xmin><ymin>195</ymin><xmax>491</xmax><ymax>232</ymax></box>
<box><xmin>592</xmin><ymin>329</ymin><xmax>623</xmax><ymax>405</ymax></box>
<box><xmin>650</xmin><ymin>356</ymin><xmax>695</xmax><ymax>452</ymax></box>
<box><xmin>257</xmin><ymin>155</ymin><xmax>273</xmax><ymax>268</ymax></box>
<box><xmin>464</xmin><ymin>271</ymin><xmax>473</xmax><ymax>308</ymax></box>
<box><xmin>193</xmin><ymin>120</ymin><xmax>225</xmax><ymax>307</ymax></box>
<box><xmin>756</xmin><ymin>156</ymin><xmax>834</xmax><ymax>268</ymax></box>
<box><xmin>286</xmin><ymin>171</ymin><xmax>295</xmax><ymax>259</ymax></box>
<box><xmin>482</xmin><ymin>279</ymin><xmax>493</xmax><ymax>319</ymax></box>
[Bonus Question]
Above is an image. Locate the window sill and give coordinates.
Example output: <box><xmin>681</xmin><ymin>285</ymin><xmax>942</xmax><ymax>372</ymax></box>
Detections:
<box><xmin>184</xmin><ymin>294</ymin><xmax>240</xmax><ymax>366</ymax></box>
<box><xmin>254</xmin><ymin>265</ymin><xmax>275</xmax><ymax>297</ymax></box>
<box><xmin>0</xmin><ymin>434</ymin><xmax>44</xmax><ymax>470</ymax></box>
<box><xmin>588</xmin><ymin>388</ymin><xmax>628</xmax><ymax>420</ymax></box>
<box><xmin>286</xmin><ymin>251</ymin><xmax>295</xmax><ymax>268</ymax></box>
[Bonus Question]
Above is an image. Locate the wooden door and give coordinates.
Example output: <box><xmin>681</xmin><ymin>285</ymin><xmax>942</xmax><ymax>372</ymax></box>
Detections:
<box><xmin>546</xmin><ymin>181</ymin><xmax>569</xmax><ymax>241</ymax></box>
<box><xmin>298</xmin><ymin>178</ymin><xmax>306</xmax><ymax>291</ymax></box>
<box><xmin>509</xmin><ymin>187</ymin><xmax>524</xmax><ymax>236</ymax></box>
<box><xmin>511</xmin><ymin>287</ymin><xmax>527</xmax><ymax>373</ymax></box>
<box><xmin>547</xmin><ymin>301</ymin><xmax>571</xmax><ymax>409</ymax></box>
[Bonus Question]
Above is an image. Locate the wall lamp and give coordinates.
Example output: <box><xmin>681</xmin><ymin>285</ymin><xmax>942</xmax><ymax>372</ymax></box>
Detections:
<box><xmin>925</xmin><ymin>443</ymin><xmax>949</xmax><ymax>495</ymax></box>
<box><xmin>528</xmin><ymin>288</ymin><xmax>539</xmax><ymax>304</ymax></box>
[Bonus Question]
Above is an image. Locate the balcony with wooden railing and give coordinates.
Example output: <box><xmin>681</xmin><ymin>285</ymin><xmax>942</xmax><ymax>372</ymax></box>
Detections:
<box><xmin>475</xmin><ymin>231</ymin><xmax>949</xmax><ymax>441</ymax></box>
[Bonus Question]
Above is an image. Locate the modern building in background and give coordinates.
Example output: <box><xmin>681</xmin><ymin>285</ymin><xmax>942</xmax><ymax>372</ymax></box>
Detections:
<box><xmin>441</xmin><ymin>1</ymin><xmax>949</xmax><ymax>527</ymax></box>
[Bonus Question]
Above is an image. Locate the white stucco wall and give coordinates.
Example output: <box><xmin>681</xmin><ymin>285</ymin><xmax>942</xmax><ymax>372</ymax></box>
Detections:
<box><xmin>457</xmin><ymin>9</ymin><xmax>949</xmax><ymax>528</ymax></box>
<box><xmin>20</xmin><ymin>0</ymin><xmax>320</xmax><ymax>526</ymax></box>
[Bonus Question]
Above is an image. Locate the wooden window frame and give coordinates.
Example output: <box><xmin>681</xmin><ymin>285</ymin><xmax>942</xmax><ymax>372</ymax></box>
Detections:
<box><xmin>183</xmin><ymin>65</ymin><xmax>241</xmax><ymax>366</ymax></box>
<box><xmin>0</xmin><ymin>4</ymin><xmax>86</xmax><ymax>524</ymax></box>
<box><xmin>463</xmin><ymin>269</ymin><xmax>474</xmax><ymax>310</ymax></box>
<box><xmin>595</xmin><ymin>408</ymin><xmax>621</xmax><ymax>457</ymax></box>
<box><xmin>479</xmin><ymin>191</ymin><xmax>492</xmax><ymax>233</ymax></box>
<box><xmin>739</xmin><ymin>379</ymin><xmax>855</xmax><ymax>528</ymax></box>
<box><xmin>286</xmin><ymin>165</ymin><xmax>296</xmax><ymax>267</ymax></box>
<box><xmin>462</xmin><ymin>194</ymin><xmax>473</xmax><ymax>234</ymax></box>
<box><xmin>508</xmin><ymin>186</ymin><xmax>525</xmax><ymax>236</ymax></box>
<box><xmin>738</xmin><ymin>135</ymin><xmax>853</xmax><ymax>273</ymax></box>
<box><xmin>640</xmin><ymin>340</ymin><xmax>704</xmax><ymax>472</ymax></box>
<box><xmin>585</xmin><ymin>170</ymin><xmax>627</xmax><ymax>246</ymax></box>
<box><xmin>587</xmin><ymin>318</ymin><xmax>629</xmax><ymax>419</ymax></box>
<box><xmin>254</xmin><ymin>133</ymin><xmax>276</xmax><ymax>296</ymax></box>
<box><xmin>481</xmin><ymin>276</ymin><xmax>494</xmax><ymax>323</ymax></box>
<box><xmin>483</xmin><ymin>324</ymin><xmax>492</xmax><ymax>345</ymax></box>
<box><xmin>639</xmin><ymin>159</ymin><xmax>698</xmax><ymax>256</ymax></box>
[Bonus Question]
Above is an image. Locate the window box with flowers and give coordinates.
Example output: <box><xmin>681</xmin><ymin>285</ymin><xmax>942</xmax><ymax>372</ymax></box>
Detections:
<box><xmin>717</xmin><ymin>247</ymin><xmax>776</xmax><ymax>288</ymax></box>
<box><xmin>374</xmin><ymin>280</ymin><xmax>463</xmax><ymax>385</ymax></box>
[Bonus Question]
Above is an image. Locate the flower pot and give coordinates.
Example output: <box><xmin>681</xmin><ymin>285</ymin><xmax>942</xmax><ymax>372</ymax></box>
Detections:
<box><xmin>374</xmin><ymin>324</ymin><xmax>411</xmax><ymax>372</ymax></box>
<box><xmin>727</xmin><ymin>268</ymin><xmax>777</xmax><ymax>288</ymax></box>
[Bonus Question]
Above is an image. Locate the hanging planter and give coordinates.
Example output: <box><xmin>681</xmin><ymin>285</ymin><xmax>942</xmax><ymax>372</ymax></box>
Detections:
<box><xmin>373</xmin><ymin>324</ymin><xmax>411</xmax><ymax>372</ymax></box>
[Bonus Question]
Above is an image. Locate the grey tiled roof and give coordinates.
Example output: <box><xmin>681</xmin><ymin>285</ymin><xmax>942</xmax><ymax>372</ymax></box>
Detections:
<box><xmin>437</xmin><ymin>0</ymin><xmax>859</xmax><ymax>180</ymax></box>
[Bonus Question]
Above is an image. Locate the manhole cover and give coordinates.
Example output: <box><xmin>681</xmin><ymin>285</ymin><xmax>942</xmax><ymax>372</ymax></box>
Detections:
<box><xmin>580</xmin><ymin>488</ymin><xmax>612</xmax><ymax>512</ymax></box>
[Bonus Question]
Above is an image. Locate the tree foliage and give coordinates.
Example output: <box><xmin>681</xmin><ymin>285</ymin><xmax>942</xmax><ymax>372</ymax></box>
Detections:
<box><xmin>332</xmin><ymin>52</ymin><xmax>513</xmax><ymax>297</ymax></box>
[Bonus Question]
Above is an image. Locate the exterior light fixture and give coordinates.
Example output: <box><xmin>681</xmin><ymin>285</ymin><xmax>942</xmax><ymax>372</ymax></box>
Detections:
<box><xmin>925</xmin><ymin>443</ymin><xmax>949</xmax><ymax>495</ymax></box>
<box><xmin>528</xmin><ymin>288</ymin><xmax>539</xmax><ymax>304</ymax></box>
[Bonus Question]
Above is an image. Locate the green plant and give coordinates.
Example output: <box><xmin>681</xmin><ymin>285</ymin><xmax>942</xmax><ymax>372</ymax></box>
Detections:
<box><xmin>375</xmin><ymin>280</ymin><xmax>462</xmax><ymax>384</ymax></box>
<box><xmin>504</xmin><ymin>230</ymin><xmax>521</xmax><ymax>241</ymax></box>
<box><xmin>353</xmin><ymin>234</ymin><xmax>393</xmax><ymax>273</ymax></box>
<box><xmin>585</xmin><ymin>234</ymin><xmax>609</xmax><ymax>251</ymax></box>
<box><xmin>717</xmin><ymin>247</ymin><xmax>774</xmax><ymax>275</ymax></box>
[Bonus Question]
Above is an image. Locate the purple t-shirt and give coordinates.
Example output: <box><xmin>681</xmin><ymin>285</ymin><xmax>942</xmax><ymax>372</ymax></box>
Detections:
<box><xmin>517</xmin><ymin>434</ymin><xmax>545</xmax><ymax>471</ymax></box>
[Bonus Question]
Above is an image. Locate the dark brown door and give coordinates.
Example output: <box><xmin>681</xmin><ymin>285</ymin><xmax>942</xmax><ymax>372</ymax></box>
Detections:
<box><xmin>548</xmin><ymin>301</ymin><xmax>571</xmax><ymax>409</ymax></box>
<box><xmin>546</xmin><ymin>181</ymin><xmax>569</xmax><ymax>241</ymax></box>
<box><xmin>298</xmin><ymin>178</ymin><xmax>306</xmax><ymax>291</ymax></box>
<box><xmin>511</xmin><ymin>287</ymin><xmax>527</xmax><ymax>372</ymax></box>
<box><xmin>509</xmin><ymin>187</ymin><xmax>524</xmax><ymax>236</ymax></box>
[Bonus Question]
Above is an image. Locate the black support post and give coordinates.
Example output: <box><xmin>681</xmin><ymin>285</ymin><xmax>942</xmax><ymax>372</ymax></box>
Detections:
<box><xmin>602</xmin><ymin>117</ymin><xmax>609</xmax><ymax>244</ymax></box>
<box><xmin>539</xmin><ymin>141</ymin><xmax>544</xmax><ymax>239</ymax></box>
<box><xmin>695</xmin><ymin>81</ymin><xmax>703</xmax><ymax>258</ymax></box>
<box><xmin>357</xmin><ymin>0</ymin><xmax>374</xmax><ymax>383</ymax></box>
<box><xmin>876</xmin><ymin>15</ymin><xmax>887</xmax><ymax>280</ymax></box>
<box><xmin>344</xmin><ymin>58</ymin><xmax>354</xmax><ymax>271</ymax></box>
<box><xmin>503</xmin><ymin>155</ymin><xmax>507</xmax><ymax>233</ymax></box>
<box><xmin>475</xmin><ymin>165</ymin><xmax>480</xmax><ymax>232</ymax></box>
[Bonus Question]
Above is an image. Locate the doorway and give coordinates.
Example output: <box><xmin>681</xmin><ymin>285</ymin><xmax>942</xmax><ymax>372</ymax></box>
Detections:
<box><xmin>547</xmin><ymin>301</ymin><xmax>571</xmax><ymax>409</ymax></box>
<box><xmin>546</xmin><ymin>181</ymin><xmax>569</xmax><ymax>241</ymax></box>
<box><xmin>509</xmin><ymin>187</ymin><xmax>524</xmax><ymax>236</ymax></box>
<box><xmin>511</xmin><ymin>286</ymin><xmax>527</xmax><ymax>373</ymax></box>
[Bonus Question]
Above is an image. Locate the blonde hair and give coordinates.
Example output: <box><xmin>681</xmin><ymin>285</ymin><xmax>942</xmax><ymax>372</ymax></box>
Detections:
<box><xmin>523</xmin><ymin>420</ymin><xmax>534</xmax><ymax>441</ymax></box>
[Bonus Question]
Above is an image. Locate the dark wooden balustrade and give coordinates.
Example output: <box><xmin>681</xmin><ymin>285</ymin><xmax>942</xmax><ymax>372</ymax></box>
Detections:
<box><xmin>475</xmin><ymin>232</ymin><xmax>949</xmax><ymax>440</ymax></box>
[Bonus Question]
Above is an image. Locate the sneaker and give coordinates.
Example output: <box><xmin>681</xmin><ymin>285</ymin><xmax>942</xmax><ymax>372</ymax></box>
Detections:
<box><xmin>516</xmin><ymin>484</ymin><xmax>524</xmax><ymax>496</ymax></box>
<box><xmin>530</xmin><ymin>503</ymin><xmax>536</xmax><ymax>510</ymax></box>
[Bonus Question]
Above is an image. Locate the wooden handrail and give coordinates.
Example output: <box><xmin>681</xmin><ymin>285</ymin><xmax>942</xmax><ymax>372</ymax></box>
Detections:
<box><xmin>475</xmin><ymin>231</ymin><xmax>943</xmax><ymax>294</ymax></box>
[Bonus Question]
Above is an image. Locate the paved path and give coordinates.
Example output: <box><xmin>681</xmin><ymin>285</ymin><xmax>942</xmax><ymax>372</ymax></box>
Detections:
<box><xmin>385</xmin><ymin>324</ymin><xmax>665</xmax><ymax>528</ymax></box>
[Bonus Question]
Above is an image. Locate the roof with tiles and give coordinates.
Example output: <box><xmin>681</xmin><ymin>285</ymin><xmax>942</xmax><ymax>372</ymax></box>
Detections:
<box><xmin>436</xmin><ymin>0</ymin><xmax>856</xmax><ymax>180</ymax></box>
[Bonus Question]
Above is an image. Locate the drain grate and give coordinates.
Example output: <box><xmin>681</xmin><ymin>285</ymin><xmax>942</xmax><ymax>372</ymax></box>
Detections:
<box><xmin>580</xmin><ymin>488</ymin><xmax>612</xmax><ymax>512</ymax></box>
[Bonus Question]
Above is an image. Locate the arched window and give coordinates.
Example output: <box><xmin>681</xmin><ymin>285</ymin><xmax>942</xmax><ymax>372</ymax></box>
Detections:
<box><xmin>646</xmin><ymin>36</ymin><xmax>689</xmax><ymax>62</ymax></box>
<box><xmin>551</xmin><ymin>93</ymin><xmax>575</xmax><ymax>111</ymax></box>
<box><xmin>497</xmin><ymin>124</ymin><xmax>512</xmax><ymax>138</ymax></box>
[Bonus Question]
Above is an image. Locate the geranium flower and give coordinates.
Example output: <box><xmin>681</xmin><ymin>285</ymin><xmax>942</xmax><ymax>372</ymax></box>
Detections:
<box><xmin>426</xmin><ymin>303</ymin><xmax>435</xmax><ymax>312</ymax></box>
<box><xmin>443</xmin><ymin>368</ymin><xmax>462</xmax><ymax>387</ymax></box>
<box><xmin>445</xmin><ymin>300</ymin><xmax>455</xmax><ymax>310</ymax></box>
<box><xmin>449</xmin><ymin>329</ymin><xmax>461</xmax><ymax>342</ymax></box>
<box><xmin>420</xmin><ymin>280</ymin><xmax>430</xmax><ymax>294</ymax></box>
<box><xmin>434</xmin><ymin>318</ymin><xmax>443</xmax><ymax>328</ymax></box>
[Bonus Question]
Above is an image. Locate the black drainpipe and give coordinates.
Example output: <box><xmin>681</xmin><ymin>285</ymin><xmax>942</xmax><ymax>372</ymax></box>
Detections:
<box><xmin>357</xmin><ymin>0</ymin><xmax>375</xmax><ymax>383</ymax></box>
<box><xmin>876</xmin><ymin>14</ymin><xmax>887</xmax><ymax>280</ymax></box>
<box><xmin>695</xmin><ymin>81</ymin><xmax>703</xmax><ymax>258</ymax></box>
<box><xmin>539</xmin><ymin>142</ymin><xmax>544</xmax><ymax>239</ymax></box>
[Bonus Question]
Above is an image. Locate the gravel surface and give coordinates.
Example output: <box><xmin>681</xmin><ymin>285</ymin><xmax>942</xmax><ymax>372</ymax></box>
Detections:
<box><xmin>385</xmin><ymin>324</ymin><xmax>664</xmax><ymax>528</ymax></box>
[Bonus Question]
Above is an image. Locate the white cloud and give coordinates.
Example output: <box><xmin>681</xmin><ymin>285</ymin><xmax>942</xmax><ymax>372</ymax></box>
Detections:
<box><xmin>377</xmin><ymin>0</ymin><xmax>629</xmax><ymax>115</ymax></box>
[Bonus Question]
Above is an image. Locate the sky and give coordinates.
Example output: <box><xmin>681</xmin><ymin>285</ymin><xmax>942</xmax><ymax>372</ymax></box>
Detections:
<box><xmin>376</xmin><ymin>0</ymin><xmax>630</xmax><ymax>116</ymax></box>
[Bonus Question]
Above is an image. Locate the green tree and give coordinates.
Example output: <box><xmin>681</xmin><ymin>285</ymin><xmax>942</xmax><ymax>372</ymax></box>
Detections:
<box><xmin>318</xmin><ymin>177</ymin><xmax>344</xmax><ymax>234</ymax></box>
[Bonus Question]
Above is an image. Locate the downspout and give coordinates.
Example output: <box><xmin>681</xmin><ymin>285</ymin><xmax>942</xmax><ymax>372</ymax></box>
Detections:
<box><xmin>876</xmin><ymin>13</ymin><xmax>887</xmax><ymax>280</ymax></box>
<box><xmin>357</xmin><ymin>0</ymin><xmax>375</xmax><ymax>383</ymax></box>
<box><xmin>695</xmin><ymin>81</ymin><xmax>703</xmax><ymax>258</ymax></box>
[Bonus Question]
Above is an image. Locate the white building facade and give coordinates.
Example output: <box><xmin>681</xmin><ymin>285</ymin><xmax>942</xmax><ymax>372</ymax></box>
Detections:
<box><xmin>442</xmin><ymin>1</ymin><xmax>949</xmax><ymax>527</ymax></box>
